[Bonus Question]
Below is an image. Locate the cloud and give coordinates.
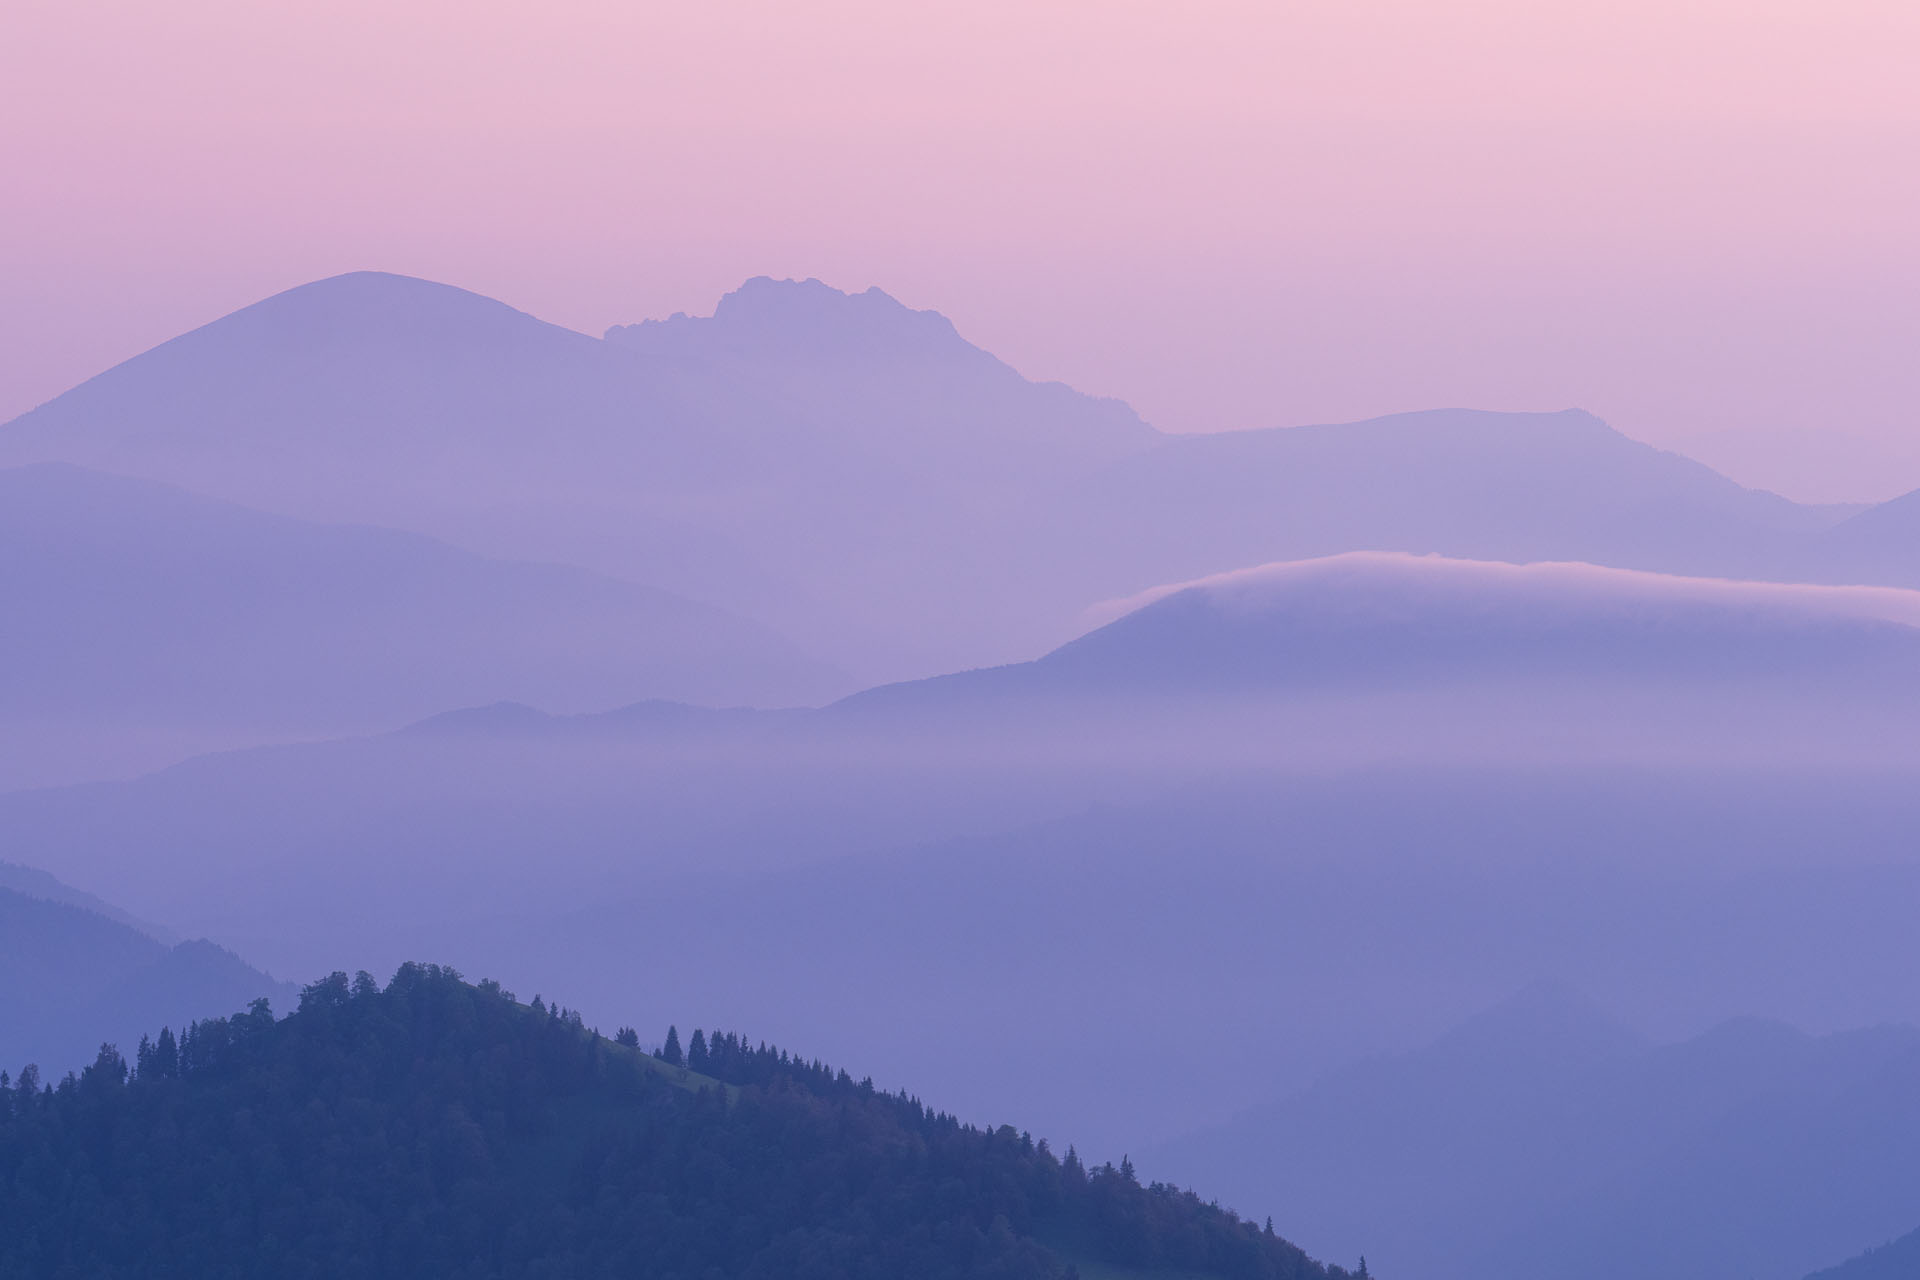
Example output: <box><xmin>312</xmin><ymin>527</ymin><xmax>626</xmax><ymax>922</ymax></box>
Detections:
<box><xmin>1082</xmin><ymin>551</ymin><xmax>1920</xmax><ymax>633</ymax></box>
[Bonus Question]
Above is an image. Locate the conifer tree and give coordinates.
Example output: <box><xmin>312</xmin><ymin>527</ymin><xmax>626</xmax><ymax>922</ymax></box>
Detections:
<box><xmin>153</xmin><ymin>1027</ymin><xmax>179</xmax><ymax>1079</ymax></box>
<box><xmin>661</xmin><ymin>1025</ymin><xmax>684</xmax><ymax>1066</ymax></box>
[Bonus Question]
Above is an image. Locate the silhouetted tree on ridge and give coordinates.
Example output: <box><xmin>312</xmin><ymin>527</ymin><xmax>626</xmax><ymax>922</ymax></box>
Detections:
<box><xmin>0</xmin><ymin>964</ymin><xmax>1360</xmax><ymax>1280</ymax></box>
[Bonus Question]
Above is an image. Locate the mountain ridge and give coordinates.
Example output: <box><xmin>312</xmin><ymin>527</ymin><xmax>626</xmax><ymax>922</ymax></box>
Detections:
<box><xmin>0</xmin><ymin>461</ymin><xmax>845</xmax><ymax>790</ymax></box>
<box><xmin>0</xmin><ymin>878</ymin><xmax>292</xmax><ymax>1078</ymax></box>
<box><xmin>0</xmin><ymin>963</ymin><xmax>1361</xmax><ymax>1280</ymax></box>
<box><xmin>10</xmin><ymin>271</ymin><xmax>1900</xmax><ymax>684</ymax></box>
<box><xmin>1148</xmin><ymin>989</ymin><xmax>1920</xmax><ymax>1280</ymax></box>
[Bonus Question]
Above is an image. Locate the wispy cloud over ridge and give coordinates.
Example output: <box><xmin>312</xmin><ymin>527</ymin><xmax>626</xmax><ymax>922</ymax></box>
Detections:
<box><xmin>1085</xmin><ymin>551</ymin><xmax>1920</xmax><ymax>632</ymax></box>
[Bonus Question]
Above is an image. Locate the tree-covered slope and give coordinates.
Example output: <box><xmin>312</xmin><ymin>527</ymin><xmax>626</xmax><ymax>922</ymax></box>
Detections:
<box><xmin>1806</xmin><ymin>1225</ymin><xmax>1920</xmax><ymax>1280</ymax></box>
<box><xmin>0</xmin><ymin>964</ymin><xmax>1358</xmax><ymax>1280</ymax></box>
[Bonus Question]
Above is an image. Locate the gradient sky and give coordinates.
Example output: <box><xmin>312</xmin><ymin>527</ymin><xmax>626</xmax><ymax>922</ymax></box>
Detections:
<box><xmin>5</xmin><ymin>0</ymin><xmax>1918</xmax><ymax>502</ymax></box>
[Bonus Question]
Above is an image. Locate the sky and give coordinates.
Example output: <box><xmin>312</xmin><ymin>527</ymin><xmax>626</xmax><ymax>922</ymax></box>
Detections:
<box><xmin>4</xmin><ymin>0</ymin><xmax>1918</xmax><ymax>503</ymax></box>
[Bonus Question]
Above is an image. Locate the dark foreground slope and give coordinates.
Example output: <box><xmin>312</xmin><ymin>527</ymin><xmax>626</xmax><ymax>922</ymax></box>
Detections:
<box><xmin>0</xmin><ymin>965</ymin><xmax>1356</xmax><ymax>1280</ymax></box>
<box><xmin>1807</xmin><ymin>1226</ymin><xmax>1920</xmax><ymax>1280</ymax></box>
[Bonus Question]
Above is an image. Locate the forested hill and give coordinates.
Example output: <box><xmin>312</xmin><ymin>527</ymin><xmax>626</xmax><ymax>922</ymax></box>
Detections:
<box><xmin>0</xmin><ymin>965</ymin><xmax>1361</xmax><ymax>1280</ymax></box>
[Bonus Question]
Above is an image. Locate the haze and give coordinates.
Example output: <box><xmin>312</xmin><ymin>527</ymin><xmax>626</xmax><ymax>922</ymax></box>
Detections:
<box><xmin>7</xmin><ymin>0</ymin><xmax>1920</xmax><ymax>501</ymax></box>
<box><xmin>9</xmin><ymin>6</ymin><xmax>1920</xmax><ymax>1280</ymax></box>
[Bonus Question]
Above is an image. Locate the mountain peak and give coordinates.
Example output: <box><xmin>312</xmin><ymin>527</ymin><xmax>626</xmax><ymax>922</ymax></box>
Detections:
<box><xmin>1427</xmin><ymin>981</ymin><xmax>1648</xmax><ymax>1068</ymax></box>
<box><xmin>200</xmin><ymin>270</ymin><xmax>575</xmax><ymax>349</ymax></box>
<box><xmin>604</xmin><ymin>275</ymin><xmax>980</xmax><ymax>366</ymax></box>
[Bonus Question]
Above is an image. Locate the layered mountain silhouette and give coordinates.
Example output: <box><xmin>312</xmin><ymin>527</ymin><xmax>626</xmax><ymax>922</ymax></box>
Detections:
<box><xmin>10</xmin><ymin>555</ymin><xmax>1920</xmax><ymax>1166</ymax></box>
<box><xmin>7</xmin><ymin>270</ymin><xmax>1905</xmax><ymax>681</ymax></box>
<box><xmin>0</xmin><ymin>858</ymin><xmax>176</xmax><ymax>942</ymax></box>
<box><xmin>10</xmin><ymin>269</ymin><xmax>1920</xmax><ymax>1279</ymax></box>
<box><xmin>1811</xmin><ymin>486</ymin><xmax>1920</xmax><ymax>583</ymax></box>
<box><xmin>1032</xmin><ymin>406</ymin><xmax>1853</xmax><ymax>600</ymax></box>
<box><xmin>1148</xmin><ymin>987</ymin><xmax>1920</xmax><ymax>1280</ymax></box>
<box><xmin>603</xmin><ymin>275</ymin><xmax>1157</xmax><ymax>477</ymax></box>
<box><xmin>0</xmin><ymin>272</ymin><xmax>1160</xmax><ymax>676</ymax></box>
<box><xmin>1054</xmin><ymin>553</ymin><xmax>1920</xmax><ymax>686</ymax></box>
<box><xmin>831</xmin><ymin>554</ymin><xmax>1920</xmax><ymax>770</ymax></box>
<box><xmin>0</xmin><ymin>462</ymin><xmax>843</xmax><ymax>789</ymax></box>
<box><xmin>15</xmin><ymin>550</ymin><xmax>1920</xmax><ymax>929</ymax></box>
<box><xmin>0</xmin><ymin>868</ymin><xmax>291</xmax><ymax>1078</ymax></box>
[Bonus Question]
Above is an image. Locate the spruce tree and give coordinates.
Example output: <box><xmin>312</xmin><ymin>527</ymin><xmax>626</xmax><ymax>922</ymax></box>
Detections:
<box><xmin>661</xmin><ymin>1025</ymin><xmax>684</xmax><ymax>1067</ymax></box>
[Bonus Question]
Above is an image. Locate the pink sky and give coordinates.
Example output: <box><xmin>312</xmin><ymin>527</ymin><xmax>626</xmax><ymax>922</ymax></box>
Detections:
<box><xmin>5</xmin><ymin>0</ymin><xmax>1918</xmax><ymax>501</ymax></box>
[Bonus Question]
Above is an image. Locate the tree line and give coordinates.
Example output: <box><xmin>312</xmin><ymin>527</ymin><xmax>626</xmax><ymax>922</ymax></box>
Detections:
<box><xmin>1</xmin><ymin>963</ymin><xmax>1363</xmax><ymax>1280</ymax></box>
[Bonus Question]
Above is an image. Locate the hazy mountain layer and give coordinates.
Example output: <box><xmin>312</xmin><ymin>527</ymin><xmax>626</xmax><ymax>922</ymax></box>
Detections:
<box><xmin>1148</xmin><ymin>987</ymin><xmax>1920</xmax><ymax>1280</ymax></box>
<box><xmin>0</xmin><ymin>462</ymin><xmax>843</xmax><ymax>789</ymax></box>
<box><xmin>0</xmin><ymin>273</ymin><xmax>1162</xmax><ymax>677</ymax></box>
<box><xmin>8</xmin><ymin>271</ymin><xmax>1906</xmax><ymax>681</ymax></box>
<box><xmin>7</xmin><ymin>271</ymin><xmax>1916</xmax><ymax>1280</ymax></box>
<box><xmin>8</xmin><ymin>555</ymin><xmax>1920</xmax><ymax>1170</ymax></box>
<box><xmin>0</xmin><ymin>878</ymin><xmax>291</xmax><ymax>1078</ymax></box>
<box><xmin>834</xmin><ymin>553</ymin><xmax>1920</xmax><ymax>768</ymax></box>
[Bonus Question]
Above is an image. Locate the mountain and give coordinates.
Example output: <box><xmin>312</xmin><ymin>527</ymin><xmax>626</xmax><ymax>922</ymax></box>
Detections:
<box><xmin>0</xmin><ymin>876</ymin><xmax>292</xmax><ymax>1079</ymax></box>
<box><xmin>1809</xmin><ymin>486</ymin><xmax>1920</xmax><ymax>586</ymax></box>
<box><xmin>1038</xmin><ymin>551</ymin><xmax>1920</xmax><ymax>690</ymax></box>
<box><xmin>1147</xmin><ymin>990</ymin><xmax>1920</xmax><ymax>1280</ymax></box>
<box><xmin>0</xmin><ymin>462</ymin><xmax>844</xmax><ymax>789</ymax></box>
<box><xmin>0</xmin><ymin>963</ymin><xmax>1359</xmax><ymax>1280</ymax></box>
<box><xmin>3</xmin><ymin>272</ymin><xmax>1884</xmax><ymax>682</ymax></box>
<box><xmin>1024</xmin><ymin>406</ymin><xmax>1856</xmax><ymax>607</ymax></box>
<box><xmin>0</xmin><ymin>858</ymin><xmax>175</xmax><ymax>942</ymax></box>
<box><xmin>1807</xmin><ymin>1225</ymin><xmax>1920</xmax><ymax>1280</ymax></box>
<box><xmin>834</xmin><ymin>553</ymin><xmax>1920</xmax><ymax>769</ymax></box>
<box><xmin>11</xmin><ymin>740</ymin><xmax>1920</xmax><ymax>1164</ymax></box>
<box><xmin>603</xmin><ymin>275</ymin><xmax>1158</xmax><ymax>478</ymax></box>
<box><xmin>0</xmin><ymin>272</ymin><xmax>1164</xmax><ymax>678</ymax></box>
<box><xmin>8</xmin><ymin>553</ymin><xmax>1920</xmax><ymax>1156</ymax></box>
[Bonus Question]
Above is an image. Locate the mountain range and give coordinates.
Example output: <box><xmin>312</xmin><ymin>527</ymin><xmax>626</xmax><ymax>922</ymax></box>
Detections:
<box><xmin>0</xmin><ymin>865</ymin><xmax>290</xmax><ymax>1078</ymax></box>
<box><xmin>0</xmin><ymin>462</ymin><xmax>844</xmax><ymax>790</ymax></box>
<box><xmin>1147</xmin><ymin>985</ymin><xmax>1920</xmax><ymax>1280</ymax></box>
<box><xmin>8</xmin><ymin>270</ymin><xmax>1919</xmax><ymax>695</ymax></box>
<box><xmin>8</xmin><ymin>269</ymin><xmax>1920</xmax><ymax>1279</ymax></box>
<box><xmin>8</xmin><ymin>553</ymin><xmax>1920</xmax><ymax>1165</ymax></box>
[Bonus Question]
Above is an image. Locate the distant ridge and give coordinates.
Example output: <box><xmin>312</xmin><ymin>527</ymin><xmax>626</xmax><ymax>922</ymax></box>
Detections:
<box><xmin>11</xmin><ymin>271</ymin><xmax>1898</xmax><ymax>684</ymax></box>
<box><xmin>0</xmin><ymin>878</ymin><xmax>292</xmax><ymax>1076</ymax></box>
<box><xmin>1149</xmin><ymin>988</ymin><xmax>1920</xmax><ymax>1280</ymax></box>
<box><xmin>609</xmin><ymin>276</ymin><xmax>998</xmax><ymax>367</ymax></box>
<box><xmin>1812</xmin><ymin>486</ymin><xmax>1920</xmax><ymax>584</ymax></box>
<box><xmin>836</xmin><ymin>552</ymin><xmax>1920</xmax><ymax>720</ymax></box>
<box><xmin>0</xmin><ymin>461</ymin><xmax>845</xmax><ymax>789</ymax></box>
<box><xmin>0</xmin><ymin>858</ymin><xmax>177</xmax><ymax>943</ymax></box>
